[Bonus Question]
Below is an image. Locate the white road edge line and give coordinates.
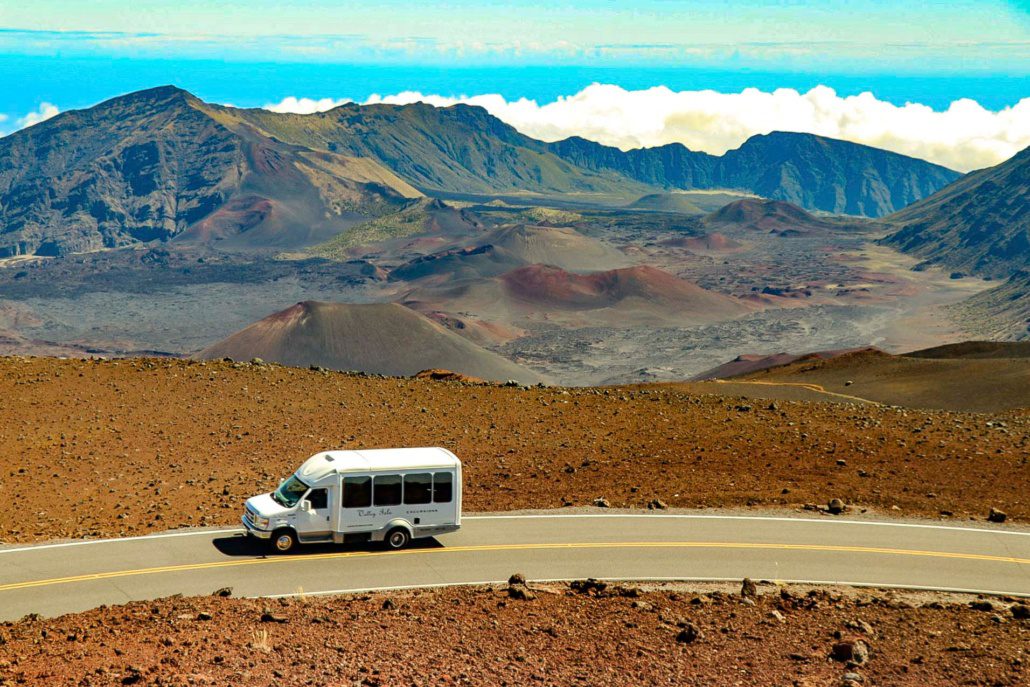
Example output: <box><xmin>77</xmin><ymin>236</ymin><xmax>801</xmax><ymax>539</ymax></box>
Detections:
<box><xmin>0</xmin><ymin>528</ymin><xmax>242</xmax><ymax>555</ymax></box>
<box><xmin>464</xmin><ymin>514</ymin><xmax>1030</xmax><ymax>537</ymax></box>
<box><xmin>259</xmin><ymin>577</ymin><xmax>1030</xmax><ymax>600</ymax></box>
<box><xmin>2</xmin><ymin>512</ymin><xmax>1027</xmax><ymax>555</ymax></box>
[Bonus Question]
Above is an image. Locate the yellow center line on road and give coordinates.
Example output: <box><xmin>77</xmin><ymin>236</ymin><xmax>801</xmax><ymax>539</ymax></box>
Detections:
<box><xmin>1</xmin><ymin>541</ymin><xmax>1027</xmax><ymax>593</ymax></box>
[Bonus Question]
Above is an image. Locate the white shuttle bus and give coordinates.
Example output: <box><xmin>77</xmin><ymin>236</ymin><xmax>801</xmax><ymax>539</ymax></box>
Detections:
<box><xmin>242</xmin><ymin>447</ymin><xmax>461</xmax><ymax>553</ymax></box>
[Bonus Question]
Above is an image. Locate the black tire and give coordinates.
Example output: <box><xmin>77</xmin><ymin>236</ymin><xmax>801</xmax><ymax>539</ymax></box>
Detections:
<box><xmin>385</xmin><ymin>527</ymin><xmax>410</xmax><ymax>550</ymax></box>
<box><xmin>269</xmin><ymin>528</ymin><xmax>298</xmax><ymax>554</ymax></box>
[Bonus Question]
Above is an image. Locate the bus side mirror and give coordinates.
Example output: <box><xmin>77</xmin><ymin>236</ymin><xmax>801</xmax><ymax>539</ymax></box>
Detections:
<box><xmin>300</xmin><ymin>500</ymin><xmax>312</xmax><ymax>512</ymax></box>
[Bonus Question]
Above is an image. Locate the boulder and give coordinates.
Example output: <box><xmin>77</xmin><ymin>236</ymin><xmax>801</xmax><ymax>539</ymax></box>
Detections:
<box><xmin>570</xmin><ymin>578</ymin><xmax>609</xmax><ymax>596</ymax></box>
<box><xmin>259</xmin><ymin>612</ymin><xmax>288</xmax><ymax>623</ymax></box>
<box><xmin>828</xmin><ymin>498</ymin><xmax>846</xmax><ymax>514</ymax></box>
<box><xmin>675</xmin><ymin>623</ymin><xmax>702</xmax><ymax>643</ymax></box>
<box><xmin>988</xmin><ymin>507</ymin><xmax>1007</xmax><ymax>523</ymax></box>
<box><xmin>507</xmin><ymin>585</ymin><xmax>536</xmax><ymax>601</ymax></box>
<box><xmin>741</xmin><ymin>578</ymin><xmax>758</xmax><ymax>598</ymax></box>
<box><xmin>830</xmin><ymin>640</ymin><xmax>870</xmax><ymax>665</ymax></box>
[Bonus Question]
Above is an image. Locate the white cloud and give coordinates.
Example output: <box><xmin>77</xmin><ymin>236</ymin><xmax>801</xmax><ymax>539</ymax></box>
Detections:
<box><xmin>17</xmin><ymin>102</ymin><xmax>60</xmax><ymax>129</ymax></box>
<box><xmin>262</xmin><ymin>96</ymin><xmax>351</xmax><ymax>114</ymax></box>
<box><xmin>265</xmin><ymin>85</ymin><xmax>1030</xmax><ymax>172</ymax></box>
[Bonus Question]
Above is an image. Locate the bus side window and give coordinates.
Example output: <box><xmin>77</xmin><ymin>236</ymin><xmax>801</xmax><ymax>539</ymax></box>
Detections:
<box><xmin>373</xmin><ymin>474</ymin><xmax>402</xmax><ymax>506</ymax></box>
<box><xmin>403</xmin><ymin>473</ymin><xmax>432</xmax><ymax>504</ymax></box>
<box><xmin>342</xmin><ymin>476</ymin><xmax>372</xmax><ymax>508</ymax></box>
<box><xmin>433</xmin><ymin>472</ymin><xmax>453</xmax><ymax>503</ymax></box>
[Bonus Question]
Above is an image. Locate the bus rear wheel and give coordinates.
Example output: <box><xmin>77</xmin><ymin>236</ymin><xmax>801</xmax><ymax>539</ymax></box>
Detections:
<box><xmin>270</xmin><ymin>529</ymin><xmax>298</xmax><ymax>554</ymax></box>
<box><xmin>385</xmin><ymin>528</ymin><xmax>410</xmax><ymax>550</ymax></box>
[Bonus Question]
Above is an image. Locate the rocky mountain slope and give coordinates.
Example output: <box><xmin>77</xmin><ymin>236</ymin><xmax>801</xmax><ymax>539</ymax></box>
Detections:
<box><xmin>226</xmin><ymin>100</ymin><xmax>639</xmax><ymax>197</ymax></box>
<box><xmin>198</xmin><ymin>300</ymin><xmax>545</xmax><ymax>383</ymax></box>
<box><xmin>549</xmin><ymin>132</ymin><xmax>960</xmax><ymax>217</ymax></box>
<box><xmin>0</xmin><ymin>86</ymin><xmax>962</xmax><ymax>259</ymax></box>
<box><xmin>948</xmin><ymin>271</ymin><xmax>1030</xmax><ymax>340</ymax></box>
<box><xmin>0</xmin><ymin>87</ymin><xmax>422</xmax><ymax>257</ymax></box>
<box><xmin>880</xmin><ymin>145</ymin><xmax>1029</xmax><ymax>279</ymax></box>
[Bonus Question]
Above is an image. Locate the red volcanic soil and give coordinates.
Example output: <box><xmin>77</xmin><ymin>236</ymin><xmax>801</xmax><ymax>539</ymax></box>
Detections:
<box><xmin>0</xmin><ymin>357</ymin><xmax>1026</xmax><ymax>543</ymax></box>
<box><xmin>182</xmin><ymin>195</ymin><xmax>276</xmax><ymax>242</ymax></box>
<box><xmin>695</xmin><ymin>347</ymin><xmax>882</xmax><ymax>380</ymax></box>
<box><xmin>501</xmin><ymin>264</ymin><xmax>749</xmax><ymax>315</ymax></box>
<box><xmin>3</xmin><ymin>584</ymin><xmax>1028</xmax><ymax>687</ymax></box>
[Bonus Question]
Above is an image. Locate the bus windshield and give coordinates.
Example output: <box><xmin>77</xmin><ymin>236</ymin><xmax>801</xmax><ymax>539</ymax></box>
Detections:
<box><xmin>272</xmin><ymin>475</ymin><xmax>309</xmax><ymax>508</ymax></box>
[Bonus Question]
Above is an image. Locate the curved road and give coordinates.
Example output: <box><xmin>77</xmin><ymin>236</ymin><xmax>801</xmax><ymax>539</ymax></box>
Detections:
<box><xmin>1</xmin><ymin>513</ymin><xmax>1028</xmax><ymax>620</ymax></box>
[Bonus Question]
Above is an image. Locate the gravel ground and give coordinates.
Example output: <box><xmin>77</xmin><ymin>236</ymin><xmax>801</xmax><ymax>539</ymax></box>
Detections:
<box><xmin>0</xmin><ymin>357</ymin><xmax>1026</xmax><ymax>544</ymax></box>
<box><xmin>0</xmin><ymin>582</ymin><xmax>1026</xmax><ymax>686</ymax></box>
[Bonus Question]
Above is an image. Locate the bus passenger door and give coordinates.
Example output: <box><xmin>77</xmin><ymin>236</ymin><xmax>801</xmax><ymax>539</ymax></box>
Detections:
<box><xmin>339</xmin><ymin>475</ymin><xmax>375</xmax><ymax>536</ymax></box>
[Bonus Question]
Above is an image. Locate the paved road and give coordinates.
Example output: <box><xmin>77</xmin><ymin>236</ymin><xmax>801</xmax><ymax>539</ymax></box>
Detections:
<box><xmin>1</xmin><ymin>513</ymin><xmax>1028</xmax><ymax>620</ymax></box>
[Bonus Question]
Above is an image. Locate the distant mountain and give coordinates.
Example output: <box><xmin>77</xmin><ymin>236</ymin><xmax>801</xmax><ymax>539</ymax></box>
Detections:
<box><xmin>549</xmin><ymin>137</ymin><xmax>717</xmax><ymax>189</ymax></box>
<box><xmin>226</xmin><ymin>102</ymin><xmax>639</xmax><ymax>197</ymax></box>
<box><xmin>198</xmin><ymin>300</ymin><xmax>545</xmax><ymax>383</ymax></box>
<box><xmin>549</xmin><ymin>132</ymin><xmax>961</xmax><ymax>217</ymax></box>
<box><xmin>880</xmin><ymin>146</ymin><xmax>1030</xmax><ymax>278</ymax></box>
<box><xmin>0</xmin><ymin>86</ymin><xmax>422</xmax><ymax>257</ymax></box>
<box><xmin>0</xmin><ymin>85</ymin><xmax>963</xmax><ymax>258</ymax></box>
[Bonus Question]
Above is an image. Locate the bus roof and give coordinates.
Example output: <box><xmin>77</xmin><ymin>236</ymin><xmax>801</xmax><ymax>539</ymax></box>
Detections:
<box><xmin>297</xmin><ymin>447</ymin><xmax>460</xmax><ymax>483</ymax></box>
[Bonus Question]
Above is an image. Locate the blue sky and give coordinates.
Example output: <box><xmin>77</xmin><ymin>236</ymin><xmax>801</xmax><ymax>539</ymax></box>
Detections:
<box><xmin>0</xmin><ymin>1</ymin><xmax>1027</xmax><ymax>169</ymax></box>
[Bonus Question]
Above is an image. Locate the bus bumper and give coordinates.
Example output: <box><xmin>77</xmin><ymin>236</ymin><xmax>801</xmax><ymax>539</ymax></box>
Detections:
<box><xmin>241</xmin><ymin>515</ymin><xmax>272</xmax><ymax>539</ymax></box>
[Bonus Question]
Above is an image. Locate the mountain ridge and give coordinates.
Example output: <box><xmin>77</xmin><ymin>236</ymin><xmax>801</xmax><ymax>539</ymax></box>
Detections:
<box><xmin>0</xmin><ymin>85</ymin><xmax>964</xmax><ymax>258</ymax></box>
<box><xmin>880</xmin><ymin>145</ymin><xmax>1029</xmax><ymax>279</ymax></box>
<box><xmin>547</xmin><ymin>131</ymin><xmax>960</xmax><ymax>217</ymax></box>
<box><xmin>0</xmin><ymin>85</ymin><xmax>421</xmax><ymax>256</ymax></box>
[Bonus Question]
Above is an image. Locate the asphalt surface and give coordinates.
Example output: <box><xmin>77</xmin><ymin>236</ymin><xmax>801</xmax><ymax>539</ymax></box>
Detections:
<box><xmin>1</xmin><ymin>512</ymin><xmax>1028</xmax><ymax>620</ymax></box>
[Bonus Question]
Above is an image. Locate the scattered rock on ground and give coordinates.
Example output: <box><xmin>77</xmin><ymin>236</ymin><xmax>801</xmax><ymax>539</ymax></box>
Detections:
<box><xmin>988</xmin><ymin>507</ymin><xmax>1007</xmax><ymax>523</ymax></box>
<box><xmin>830</xmin><ymin>639</ymin><xmax>870</xmax><ymax>665</ymax></box>
<box><xmin>675</xmin><ymin>623</ymin><xmax>702</xmax><ymax>643</ymax></box>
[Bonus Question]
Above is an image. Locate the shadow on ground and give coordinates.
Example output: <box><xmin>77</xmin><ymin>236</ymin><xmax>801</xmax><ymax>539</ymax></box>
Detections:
<box><xmin>211</xmin><ymin>533</ymin><xmax>443</xmax><ymax>557</ymax></box>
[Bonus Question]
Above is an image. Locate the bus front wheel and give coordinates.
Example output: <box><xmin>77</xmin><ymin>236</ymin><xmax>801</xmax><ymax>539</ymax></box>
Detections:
<box><xmin>270</xmin><ymin>528</ymin><xmax>298</xmax><ymax>554</ymax></box>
